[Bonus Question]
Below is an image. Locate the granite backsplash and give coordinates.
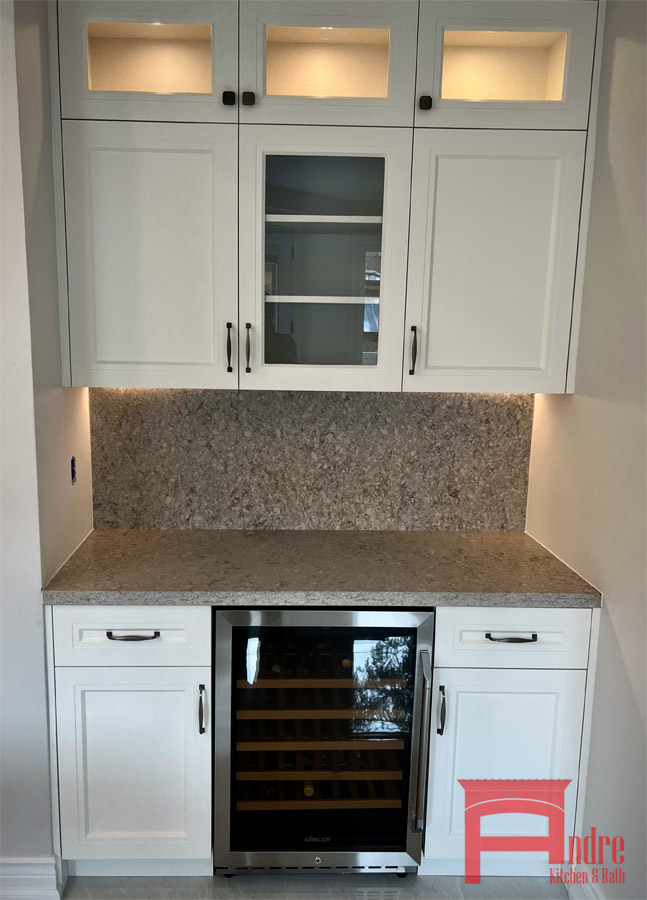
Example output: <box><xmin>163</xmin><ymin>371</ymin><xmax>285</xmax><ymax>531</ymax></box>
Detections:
<box><xmin>90</xmin><ymin>390</ymin><xmax>534</xmax><ymax>531</ymax></box>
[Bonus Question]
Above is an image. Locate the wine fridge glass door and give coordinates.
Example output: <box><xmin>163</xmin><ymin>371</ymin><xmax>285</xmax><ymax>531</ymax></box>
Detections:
<box><xmin>214</xmin><ymin>609</ymin><xmax>434</xmax><ymax>869</ymax></box>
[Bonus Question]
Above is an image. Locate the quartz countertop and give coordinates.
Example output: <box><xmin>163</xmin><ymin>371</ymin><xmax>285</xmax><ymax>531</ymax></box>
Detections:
<box><xmin>43</xmin><ymin>529</ymin><xmax>601</xmax><ymax>608</ymax></box>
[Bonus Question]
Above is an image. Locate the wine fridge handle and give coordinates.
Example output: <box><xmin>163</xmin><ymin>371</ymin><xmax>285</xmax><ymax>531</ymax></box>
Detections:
<box><xmin>413</xmin><ymin>649</ymin><xmax>432</xmax><ymax>833</ymax></box>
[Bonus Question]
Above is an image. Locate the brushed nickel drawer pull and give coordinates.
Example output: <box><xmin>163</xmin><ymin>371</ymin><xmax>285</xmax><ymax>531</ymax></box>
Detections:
<box><xmin>485</xmin><ymin>633</ymin><xmax>538</xmax><ymax>644</ymax></box>
<box><xmin>106</xmin><ymin>631</ymin><xmax>160</xmax><ymax>642</ymax></box>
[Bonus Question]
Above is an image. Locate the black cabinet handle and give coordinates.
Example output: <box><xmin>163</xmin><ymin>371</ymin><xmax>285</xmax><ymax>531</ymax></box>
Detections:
<box><xmin>437</xmin><ymin>685</ymin><xmax>446</xmax><ymax>735</ymax></box>
<box><xmin>409</xmin><ymin>325</ymin><xmax>418</xmax><ymax>375</ymax></box>
<box><xmin>106</xmin><ymin>631</ymin><xmax>160</xmax><ymax>642</ymax></box>
<box><xmin>222</xmin><ymin>90</ymin><xmax>236</xmax><ymax>106</ymax></box>
<box><xmin>242</xmin><ymin>91</ymin><xmax>256</xmax><ymax>106</ymax></box>
<box><xmin>226</xmin><ymin>322</ymin><xmax>233</xmax><ymax>372</ymax></box>
<box><xmin>198</xmin><ymin>684</ymin><xmax>206</xmax><ymax>734</ymax></box>
<box><xmin>419</xmin><ymin>95</ymin><xmax>433</xmax><ymax>110</ymax></box>
<box><xmin>485</xmin><ymin>632</ymin><xmax>538</xmax><ymax>644</ymax></box>
<box><xmin>245</xmin><ymin>323</ymin><xmax>252</xmax><ymax>372</ymax></box>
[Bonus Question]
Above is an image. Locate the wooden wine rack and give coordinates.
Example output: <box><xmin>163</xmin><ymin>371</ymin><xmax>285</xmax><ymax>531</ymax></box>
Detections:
<box><xmin>233</xmin><ymin>638</ymin><xmax>412</xmax><ymax>812</ymax></box>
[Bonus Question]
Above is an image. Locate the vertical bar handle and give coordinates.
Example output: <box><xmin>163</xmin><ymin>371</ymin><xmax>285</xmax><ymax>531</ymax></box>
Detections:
<box><xmin>198</xmin><ymin>684</ymin><xmax>206</xmax><ymax>734</ymax></box>
<box><xmin>226</xmin><ymin>323</ymin><xmax>233</xmax><ymax>372</ymax></box>
<box><xmin>245</xmin><ymin>323</ymin><xmax>252</xmax><ymax>373</ymax></box>
<box><xmin>409</xmin><ymin>326</ymin><xmax>418</xmax><ymax>375</ymax></box>
<box><xmin>437</xmin><ymin>685</ymin><xmax>446</xmax><ymax>735</ymax></box>
<box><xmin>413</xmin><ymin>649</ymin><xmax>432</xmax><ymax>833</ymax></box>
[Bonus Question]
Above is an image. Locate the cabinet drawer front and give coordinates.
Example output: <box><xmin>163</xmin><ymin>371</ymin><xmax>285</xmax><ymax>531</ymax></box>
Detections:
<box><xmin>53</xmin><ymin>606</ymin><xmax>211</xmax><ymax>666</ymax></box>
<box><xmin>434</xmin><ymin>607</ymin><xmax>591</xmax><ymax>669</ymax></box>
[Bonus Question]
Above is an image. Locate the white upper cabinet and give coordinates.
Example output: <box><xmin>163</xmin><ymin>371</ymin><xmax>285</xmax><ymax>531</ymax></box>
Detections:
<box><xmin>238</xmin><ymin>0</ymin><xmax>418</xmax><ymax>126</ymax></box>
<box><xmin>58</xmin><ymin>0</ymin><xmax>238</xmax><ymax>123</ymax></box>
<box><xmin>63</xmin><ymin>120</ymin><xmax>238</xmax><ymax>388</ymax></box>
<box><xmin>238</xmin><ymin>125</ymin><xmax>411</xmax><ymax>391</ymax></box>
<box><xmin>415</xmin><ymin>0</ymin><xmax>597</xmax><ymax>129</ymax></box>
<box><xmin>404</xmin><ymin>129</ymin><xmax>586</xmax><ymax>393</ymax></box>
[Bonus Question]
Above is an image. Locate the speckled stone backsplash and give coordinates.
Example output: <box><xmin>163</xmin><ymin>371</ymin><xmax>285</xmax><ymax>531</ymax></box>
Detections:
<box><xmin>90</xmin><ymin>390</ymin><xmax>534</xmax><ymax>531</ymax></box>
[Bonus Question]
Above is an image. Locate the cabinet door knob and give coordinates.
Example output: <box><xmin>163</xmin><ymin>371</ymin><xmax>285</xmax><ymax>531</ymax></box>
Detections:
<box><xmin>419</xmin><ymin>95</ymin><xmax>433</xmax><ymax>110</ymax></box>
<box><xmin>242</xmin><ymin>91</ymin><xmax>256</xmax><ymax>106</ymax></box>
<box><xmin>222</xmin><ymin>90</ymin><xmax>236</xmax><ymax>106</ymax></box>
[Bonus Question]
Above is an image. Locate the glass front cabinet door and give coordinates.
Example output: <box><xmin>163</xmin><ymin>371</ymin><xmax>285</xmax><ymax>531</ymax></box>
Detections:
<box><xmin>239</xmin><ymin>126</ymin><xmax>412</xmax><ymax>391</ymax></box>
<box><xmin>58</xmin><ymin>0</ymin><xmax>238</xmax><ymax>122</ymax></box>
<box><xmin>415</xmin><ymin>0</ymin><xmax>597</xmax><ymax>129</ymax></box>
<box><xmin>239</xmin><ymin>0</ymin><xmax>418</xmax><ymax>126</ymax></box>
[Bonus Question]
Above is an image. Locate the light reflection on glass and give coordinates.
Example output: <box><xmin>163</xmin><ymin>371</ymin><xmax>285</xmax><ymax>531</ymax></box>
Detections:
<box><xmin>246</xmin><ymin>637</ymin><xmax>261</xmax><ymax>685</ymax></box>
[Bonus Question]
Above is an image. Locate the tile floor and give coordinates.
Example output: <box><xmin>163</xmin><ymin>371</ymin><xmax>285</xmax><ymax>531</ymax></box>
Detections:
<box><xmin>63</xmin><ymin>874</ymin><xmax>569</xmax><ymax>900</ymax></box>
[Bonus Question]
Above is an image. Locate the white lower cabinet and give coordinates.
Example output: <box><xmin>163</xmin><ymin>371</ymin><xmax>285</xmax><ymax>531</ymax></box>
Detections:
<box><xmin>423</xmin><ymin>667</ymin><xmax>586</xmax><ymax>875</ymax></box>
<box><xmin>56</xmin><ymin>666</ymin><xmax>212</xmax><ymax>860</ymax></box>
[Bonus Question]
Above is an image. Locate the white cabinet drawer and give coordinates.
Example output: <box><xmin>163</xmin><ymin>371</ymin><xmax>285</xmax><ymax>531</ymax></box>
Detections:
<box><xmin>434</xmin><ymin>607</ymin><xmax>591</xmax><ymax>669</ymax></box>
<box><xmin>53</xmin><ymin>606</ymin><xmax>211</xmax><ymax>666</ymax></box>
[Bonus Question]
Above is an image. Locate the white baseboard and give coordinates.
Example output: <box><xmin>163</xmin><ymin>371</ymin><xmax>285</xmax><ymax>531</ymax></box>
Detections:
<box><xmin>567</xmin><ymin>865</ymin><xmax>607</xmax><ymax>900</ymax></box>
<box><xmin>67</xmin><ymin>858</ymin><xmax>213</xmax><ymax>876</ymax></box>
<box><xmin>419</xmin><ymin>857</ymin><xmax>552</xmax><ymax>877</ymax></box>
<box><xmin>0</xmin><ymin>857</ymin><xmax>61</xmax><ymax>900</ymax></box>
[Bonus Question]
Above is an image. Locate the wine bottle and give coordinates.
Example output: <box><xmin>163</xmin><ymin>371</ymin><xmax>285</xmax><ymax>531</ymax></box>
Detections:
<box><xmin>303</xmin><ymin>781</ymin><xmax>315</xmax><ymax>798</ymax></box>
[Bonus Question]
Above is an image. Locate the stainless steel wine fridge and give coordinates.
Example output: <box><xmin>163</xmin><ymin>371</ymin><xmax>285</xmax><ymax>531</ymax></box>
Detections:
<box><xmin>214</xmin><ymin>610</ymin><xmax>435</xmax><ymax>874</ymax></box>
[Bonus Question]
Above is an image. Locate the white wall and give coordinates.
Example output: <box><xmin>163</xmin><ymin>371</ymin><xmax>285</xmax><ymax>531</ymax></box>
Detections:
<box><xmin>526</xmin><ymin>3</ymin><xmax>646</xmax><ymax>899</ymax></box>
<box><xmin>0</xmin><ymin>0</ymin><xmax>53</xmax><ymax>857</ymax></box>
<box><xmin>14</xmin><ymin>0</ymin><xmax>93</xmax><ymax>587</ymax></box>
<box><xmin>1</xmin><ymin>0</ymin><xmax>94</xmax><ymax>862</ymax></box>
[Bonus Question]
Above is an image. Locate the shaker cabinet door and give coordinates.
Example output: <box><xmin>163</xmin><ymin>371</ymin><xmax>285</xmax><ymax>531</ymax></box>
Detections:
<box><xmin>423</xmin><ymin>667</ymin><xmax>586</xmax><ymax>876</ymax></box>
<box><xmin>403</xmin><ymin>129</ymin><xmax>586</xmax><ymax>393</ymax></box>
<box><xmin>58</xmin><ymin>0</ymin><xmax>238</xmax><ymax>123</ymax></box>
<box><xmin>239</xmin><ymin>0</ymin><xmax>418</xmax><ymax>127</ymax></box>
<box><xmin>415</xmin><ymin>0</ymin><xmax>598</xmax><ymax>130</ymax></box>
<box><xmin>56</xmin><ymin>667</ymin><xmax>212</xmax><ymax>860</ymax></box>
<box><xmin>63</xmin><ymin>120</ymin><xmax>238</xmax><ymax>387</ymax></box>
<box><xmin>239</xmin><ymin>125</ymin><xmax>411</xmax><ymax>391</ymax></box>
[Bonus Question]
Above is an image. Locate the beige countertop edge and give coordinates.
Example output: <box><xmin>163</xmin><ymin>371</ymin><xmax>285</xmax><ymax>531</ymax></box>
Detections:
<box><xmin>42</xmin><ymin>590</ymin><xmax>602</xmax><ymax>608</ymax></box>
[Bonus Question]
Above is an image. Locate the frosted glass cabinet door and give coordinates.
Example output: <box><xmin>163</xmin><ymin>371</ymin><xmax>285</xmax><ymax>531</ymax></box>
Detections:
<box><xmin>63</xmin><ymin>120</ymin><xmax>238</xmax><ymax>387</ymax></box>
<box><xmin>424</xmin><ymin>668</ymin><xmax>586</xmax><ymax>875</ymax></box>
<box><xmin>415</xmin><ymin>0</ymin><xmax>598</xmax><ymax>129</ymax></box>
<box><xmin>56</xmin><ymin>667</ymin><xmax>212</xmax><ymax>860</ymax></box>
<box><xmin>239</xmin><ymin>125</ymin><xmax>411</xmax><ymax>391</ymax></box>
<box><xmin>58</xmin><ymin>0</ymin><xmax>238</xmax><ymax>123</ymax></box>
<box><xmin>403</xmin><ymin>129</ymin><xmax>586</xmax><ymax>393</ymax></box>
<box><xmin>239</xmin><ymin>0</ymin><xmax>418</xmax><ymax>126</ymax></box>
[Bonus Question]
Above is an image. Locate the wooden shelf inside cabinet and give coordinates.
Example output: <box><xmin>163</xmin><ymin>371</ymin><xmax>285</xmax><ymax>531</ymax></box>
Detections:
<box><xmin>237</xmin><ymin>769</ymin><xmax>403</xmax><ymax>781</ymax></box>
<box><xmin>237</xmin><ymin>748</ymin><xmax>403</xmax><ymax>782</ymax></box>
<box><xmin>238</xmin><ymin>798</ymin><xmax>402</xmax><ymax>811</ymax></box>
<box><xmin>237</xmin><ymin>739</ymin><xmax>405</xmax><ymax>752</ymax></box>
<box><xmin>237</xmin><ymin>779</ymin><xmax>402</xmax><ymax>811</ymax></box>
